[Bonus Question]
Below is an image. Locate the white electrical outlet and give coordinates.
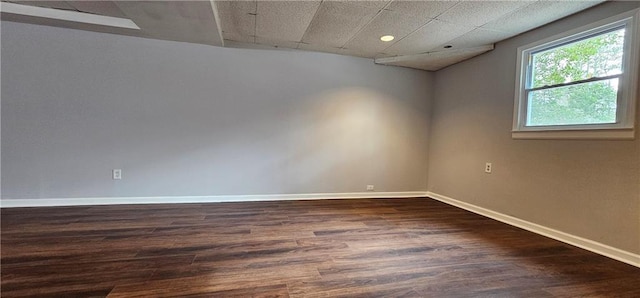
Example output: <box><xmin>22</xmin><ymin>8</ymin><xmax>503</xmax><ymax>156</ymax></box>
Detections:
<box><xmin>113</xmin><ymin>169</ymin><xmax>122</xmax><ymax>180</ymax></box>
<box><xmin>485</xmin><ymin>163</ymin><xmax>492</xmax><ymax>174</ymax></box>
<box><xmin>366</xmin><ymin>185</ymin><xmax>375</xmax><ymax>191</ymax></box>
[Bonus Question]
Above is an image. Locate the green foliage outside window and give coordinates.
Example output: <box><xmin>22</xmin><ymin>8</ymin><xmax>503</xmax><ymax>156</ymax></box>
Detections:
<box><xmin>527</xmin><ymin>28</ymin><xmax>625</xmax><ymax>126</ymax></box>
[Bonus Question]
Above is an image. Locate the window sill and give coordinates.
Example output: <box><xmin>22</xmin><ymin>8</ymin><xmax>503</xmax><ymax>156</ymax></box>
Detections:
<box><xmin>512</xmin><ymin>128</ymin><xmax>635</xmax><ymax>140</ymax></box>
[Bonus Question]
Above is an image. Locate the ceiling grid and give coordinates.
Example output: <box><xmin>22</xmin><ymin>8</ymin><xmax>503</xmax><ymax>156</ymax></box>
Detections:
<box><xmin>337</xmin><ymin>0</ymin><xmax>393</xmax><ymax>50</ymax></box>
<box><xmin>1</xmin><ymin>0</ymin><xmax>605</xmax><ymax>71</ymax></box>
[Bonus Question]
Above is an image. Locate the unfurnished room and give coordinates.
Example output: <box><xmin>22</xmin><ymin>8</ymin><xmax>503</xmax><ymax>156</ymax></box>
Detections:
<box><xmin>1</xmin><ymin>0</ymin><xmax>640</xmax><ymax>296</ymax></box>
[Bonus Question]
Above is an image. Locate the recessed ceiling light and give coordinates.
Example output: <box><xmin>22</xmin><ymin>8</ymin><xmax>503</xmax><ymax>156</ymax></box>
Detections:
<box><xmin>380</xmin><ymin>35</ymin><xmax>394</xmax><ymax>42</ymax></box>
<box><xmin>1</xmin><ymin>2</ymin><xmax>140</xmax><ymax>30</ymax></box>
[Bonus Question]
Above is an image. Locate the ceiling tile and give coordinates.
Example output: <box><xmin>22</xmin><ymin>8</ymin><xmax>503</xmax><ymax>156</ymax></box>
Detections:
<box><xmin>346</xmin><ymin>0</ymin><xmax>392</xmax><ymax>10</ymax></box>
<box><xmin>115</xmin><ymin>1</ymin><xmax>223</xmax><ymax>46</ymax></box>
<box><xmin>217</xmin><ymin>0</ymin><xmax>256</xmax><ymax>43</ymax></box>
<box><xmin>482</xmin><ymin>1</ymin><xmax>605</xmax><ymax>34</ymax></box>
<box><xmin>255</xmin><ymin>36</ymin><xmax>300</xmax><ymax>49</ymax></box>
<box><xmin>224</xmin><ymin>40</ymin><xmax>299</xmax><ymax>52</ymax></box>
<box><xmin>65</xmin><ymin>1</ymin><xmax>127</xmax><ymax>18</ymax></box>
<box><xmin>443</xmin><ymin>27</ymin><xmax>512</xmax><ymax>49</ymax></box>
<box><xmin>343</xmin><ymin>9</ymin><xmax>432</xmax><ymax>58</ymax></box>
<box><xmin>385</xmin><ymin>0</ymin><xmax>458</xmax><ymax>19</ymax></box>
<box><xmin>375</xmin><ymin>45</ymin><xmax>494</xmax><ymax>71</ymax></box>
<box><xmin>256</xmin><ymin>1</ymin><xmax>320</xmax><ymax>42</ymax></box>
<box><xmin>383</xmin><ymin>19</ymin><xmax>473</xmax><ymax>56</ymax></box>
<box><xmin>298</xmin><ymin>42</ymin><xmax>348</xmax><ymax>55</ymax></box>
<box><xmin>437</xmin><ymin>0</ymin><xmax>534</xmax><ymax>27</ymax></box>
<box><xmin>301</xmin><ymin>1</ymin><xmax>382</xmax><ymax>48</ymax></box>
<box><xmin>298</xmin><ymin>42</ymin><xmax>375</xmax><ymax>59</ymax></box>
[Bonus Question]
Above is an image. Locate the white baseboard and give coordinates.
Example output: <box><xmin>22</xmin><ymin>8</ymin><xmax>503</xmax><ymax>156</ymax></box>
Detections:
<box><xmin>3</xmin><ymin>190</ymin><xmax>637</xmax><ymax>267</ymax></box>
<box><xmin>426</xmin><ymin>191</ymin><xmax>640</xmax><ymax>268</ymax></box>
<box><xmin>0</xmin><ymin>191</ymin><xmax>429</xmax><ymax>208</ymax></box>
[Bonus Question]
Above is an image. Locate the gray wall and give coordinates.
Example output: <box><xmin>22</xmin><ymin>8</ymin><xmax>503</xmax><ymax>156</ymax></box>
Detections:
<box><xmin>428</xmin><ymin>1</ymin><xmax>640</xmax><ymax>254</ymax></box>
<box><xmin>1</xmin><ymin>21</ymin><xmax>432</xmax><ymax>199</ymax></box>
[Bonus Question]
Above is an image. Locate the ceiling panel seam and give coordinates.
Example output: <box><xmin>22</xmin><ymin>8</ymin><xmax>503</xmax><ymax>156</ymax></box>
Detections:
<box><xmin>339</xmin><ymin>0</ymin><xmax>393</xmax><ymax>50</ymax></box>
<box><xmin>479</xmin><ymin>0</ymin><xmax>537</xmax><ymax>31</ymax></box>
<box><xmin>60</xmin><ymin>2</ymin><xmax>82</xmax><ymax>13</ymax></box>
<box><xmin>209</xmin><ymin>0</ymin><xmax>225</xmax><ymax>47</ymax></box>
<box><xmin>379</xmin><ymin>0</ymin><xmax>463</xmax><ymax>55</ymax></box>
<box><xmin>379</xmin><ymin>19</ymin><xmax>435</xmax><ymax>56</ymax></box>
<box><xmin>252</xmin><ymin>0</ymin><xmax>257</xmax><ymax>43</ymax></box>
<box><xmin>297</xmin><ymin>0</ymin><xmax>324</xmax><ymax>49</ymax></box>
<box><xmin>453</xmin><ymin>2</ymin><xmax>532</xmax><ymax>30</ymax></box>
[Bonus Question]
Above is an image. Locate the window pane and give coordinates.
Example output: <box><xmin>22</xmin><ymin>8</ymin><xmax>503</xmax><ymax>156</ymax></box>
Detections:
<box><xmin>527</xmin><ymin>78</ymin><xmax>618</xmax><ymax>126</ymax></box>
<box><xmin>531</xmin><ymin>28</ymin><xmax>625</xmax><ymax>88</ymax></box>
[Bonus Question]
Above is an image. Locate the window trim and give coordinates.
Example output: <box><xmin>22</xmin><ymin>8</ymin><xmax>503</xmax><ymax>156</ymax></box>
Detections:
<box><xmin>512</xmin><ymin>9</ymin><xmax>640</xmax><ymax>140</ymax></box>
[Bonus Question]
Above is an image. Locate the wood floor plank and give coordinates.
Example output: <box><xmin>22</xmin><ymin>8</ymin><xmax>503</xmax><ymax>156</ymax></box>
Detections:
<box><xmin>2</xmin><ymin>198</ymin><xmax>639</xmax><ymax>297</ymax></box>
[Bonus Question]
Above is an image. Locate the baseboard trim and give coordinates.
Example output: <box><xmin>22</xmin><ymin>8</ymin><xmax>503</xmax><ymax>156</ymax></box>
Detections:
<box><xmin>426</xmin><ymin>191</ymin><xmax>640</xmax><ymax>268</ymax></box>
<box><xmin>0</xmin><ymin>191</ymin><xmax>429</xmax><ymax>208</ymax></box>
<box><xmin>4</xmin><ymin>191</ymin><xmax>637</xmax><ymax>267</ymax></box>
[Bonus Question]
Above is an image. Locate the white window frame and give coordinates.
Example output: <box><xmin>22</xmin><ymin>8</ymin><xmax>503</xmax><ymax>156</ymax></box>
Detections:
<box><xmin>513</xmin><ymin>9</ymin><xmax>640</xmax><ymax>140</ymax></box>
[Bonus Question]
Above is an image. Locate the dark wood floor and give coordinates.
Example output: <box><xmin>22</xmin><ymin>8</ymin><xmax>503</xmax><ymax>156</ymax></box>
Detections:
<box><xmin>1</xmin><ymin>198</ymin><xmax>639</xmax><ymax>297</ymax></box>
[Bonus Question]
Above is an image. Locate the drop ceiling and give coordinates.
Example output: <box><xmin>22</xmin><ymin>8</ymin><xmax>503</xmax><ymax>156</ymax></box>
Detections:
<box><xmin>1</xmin><ymin>0</ymin><xmax>604</xmax><ymax>71</ymax></box>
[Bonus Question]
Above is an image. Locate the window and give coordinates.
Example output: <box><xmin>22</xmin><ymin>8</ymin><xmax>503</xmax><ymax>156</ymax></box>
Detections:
<box><xmin>513</xmin><ymin>9</ymin><xmax>640</xmax><ymax>139</ymax></box>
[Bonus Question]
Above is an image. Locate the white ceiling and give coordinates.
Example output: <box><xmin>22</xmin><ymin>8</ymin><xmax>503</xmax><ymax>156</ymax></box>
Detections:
<box><xmin>1</xmin><ymin>0</ymin><xmax>605</xmax><ymax>71</ymax></box>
